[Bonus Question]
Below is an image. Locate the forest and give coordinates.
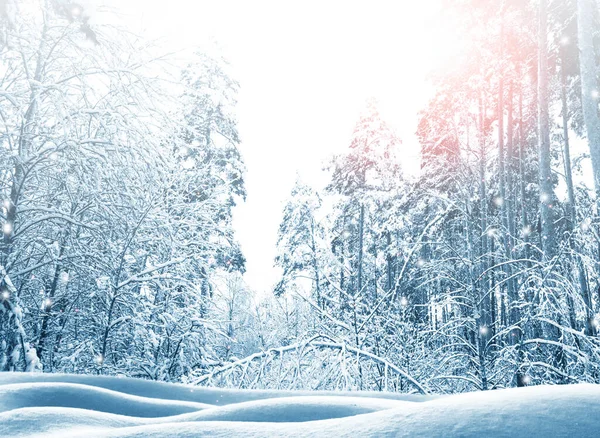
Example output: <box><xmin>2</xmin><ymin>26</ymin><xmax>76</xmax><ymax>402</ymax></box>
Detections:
<box><xmin>2</xmin><ymin>0</ymin><xmax>600</xmax><ymax>399</ymax></box>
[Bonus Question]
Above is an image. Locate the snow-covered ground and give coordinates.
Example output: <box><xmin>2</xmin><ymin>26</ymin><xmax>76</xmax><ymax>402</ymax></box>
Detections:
<box><xmin>0</xmin><ymin>373</ymin><xmax>599</xmax><ymax>437</ymax></box>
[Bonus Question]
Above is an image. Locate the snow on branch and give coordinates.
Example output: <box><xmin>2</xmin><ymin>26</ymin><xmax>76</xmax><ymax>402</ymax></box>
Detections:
<box><xmin>194</xmin><ymin>334</ymin><xmax>428</xmax><ymax>394</ymax></box>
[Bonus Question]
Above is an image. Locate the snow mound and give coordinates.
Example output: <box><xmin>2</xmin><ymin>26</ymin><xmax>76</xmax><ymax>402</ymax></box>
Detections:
<box><xmin>0</xmin><ymin>372</ymin><xmax>429</xmax><ymax>404</ymax></box>
<box><xmin>0</xmin><ymin>397</ymin><xmax>405</xmax><ymax>437</ymax></box>
<box><xmin>0</xmin><ymin>382</ymin><xmax>213</xmax><ymax>417</ymax></box>
<box><xmin>174</xmin><ymin>396</ymin><xmax>406</xmax><ymax>423</ymax></box>
<box><xmin>0</xmin><ymin>407</ymin><xmax>146</xmax><ymax>437</ymax></box>
<box><xmin>1</xmin><ymin>373</ymin><xmax>599</xmax><ymax>437</ymax></box>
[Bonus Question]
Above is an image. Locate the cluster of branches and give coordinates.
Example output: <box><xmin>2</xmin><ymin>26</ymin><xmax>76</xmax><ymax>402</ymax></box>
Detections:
<box><xmin>0</xmin><ymin>0</ymin><xmax>246</xmax><ymax>381</ymax></box>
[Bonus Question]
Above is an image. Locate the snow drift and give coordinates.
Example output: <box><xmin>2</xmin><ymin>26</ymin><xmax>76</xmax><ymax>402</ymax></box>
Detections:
<box><xmin>0</xmin><ymin>373</ymin><xmax>598</xmax><ymax>437</ymax></box>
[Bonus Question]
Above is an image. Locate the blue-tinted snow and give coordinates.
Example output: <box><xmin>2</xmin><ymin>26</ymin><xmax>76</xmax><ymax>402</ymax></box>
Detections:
<box><xmin>0</xmin><ymin>373</ymin><xmax>599</xmax><ymax>437</ymax></box>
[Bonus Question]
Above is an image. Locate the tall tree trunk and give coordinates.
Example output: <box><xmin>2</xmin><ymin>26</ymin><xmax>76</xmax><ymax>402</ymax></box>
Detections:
<box><xmin>539</xmin><ymin>0</ymin><xmax>565</xmax><ymax>376</ymax></box>
<box><xmin>538</xmin><ymin>0</ymin><xmax>556</xmax><ymax>259</ymax></box>
<box><xmin>561</xmin><ymin>67</ymin><xmax>577</xmax><ymax>228</ymax></box>
<box><xmin>560</xmin><ymin>59</ymin><xmax>595</xmax><ymax>335</ymax></box>
<box><xmin>506</xmin><ymin>83</ymin><xmax>519</xmax><ymax>337</ymax></box>
<box><xmin>518</xmin><ymin>84</ymin><xmax>529</xmax><ymax>257</ymax></box>
<box><xmin>478</xmin><ymin>90</ymin><xmax>492</xmax><ymax>357</ymax></box>
<box><xmin>497</xmin><ymin>37</ymin><xmax>512</xmax><ymax>336</ymax></box>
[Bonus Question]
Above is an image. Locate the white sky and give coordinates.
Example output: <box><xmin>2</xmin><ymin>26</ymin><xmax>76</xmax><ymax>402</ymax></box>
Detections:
<box><xmin>103</xmin><ymin>0</ymin><xmax>461</xmax><ymax>295</ymax></box>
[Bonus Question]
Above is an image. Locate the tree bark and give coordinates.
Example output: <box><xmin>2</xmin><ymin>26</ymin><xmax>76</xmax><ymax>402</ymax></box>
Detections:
<box><xmin>506</xmin><ymin>83</ymin><xmax>519</xmax><ymax>337</ymax></box>
<box><xmin>538</xmin><ymin>0</ymin><xmax>556</xmax><ymax>259</ymax></box>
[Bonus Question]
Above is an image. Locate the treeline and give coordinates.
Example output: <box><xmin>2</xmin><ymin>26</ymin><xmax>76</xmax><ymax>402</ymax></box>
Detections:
<box><xmin>269</xmin><ymin>0</ymin><xmax>600</xmax><ymax>393</ymax></box>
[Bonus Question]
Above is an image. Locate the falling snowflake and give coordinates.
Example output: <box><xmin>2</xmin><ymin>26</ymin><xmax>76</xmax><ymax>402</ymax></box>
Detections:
<box><xmin>3</xmin><ymin>222</ymin><xmax>12</xmax><ymax>234</ymax></box>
